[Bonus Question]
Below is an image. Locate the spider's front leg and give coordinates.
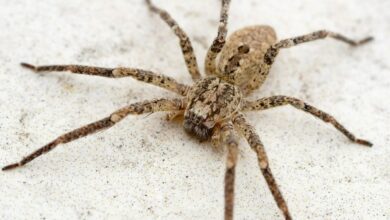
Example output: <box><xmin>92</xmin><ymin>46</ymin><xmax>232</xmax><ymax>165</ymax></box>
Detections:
<box><xmin>2</xmin><ymin>98</ymin><xmax>185</xmax><ymax>171</ymax></box>
<box><xmin>20</xmin><ymin>63</ymin><xmax>190</xmax><ymax>96</ymax></box>
<box><xmin>233</xmin><ymin>114</ymin><xmax>292</xmax><ymax>220</ymax></box>
<box><xmin>220</xmin><ymin>122</ymin><xmax>239</xmax><ymax>220</ymax></box>
<box><xmin>264</xmin><ymin>30</ymin><xmax>373</xmax><ymax>65</ymax></box>
<box><xmin>145</xmin><ymin>0</ymin><xmax>201</xmax><ymax>81</ymax></box>
<box><xmin>242</xmin><ymin>96</ymin><xmax>372</xmax><ymax>146</ymax></box>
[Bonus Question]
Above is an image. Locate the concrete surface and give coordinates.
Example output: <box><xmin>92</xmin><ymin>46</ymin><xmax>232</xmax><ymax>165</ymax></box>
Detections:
<box><xmin>1</xmin><ymin>0</ymin><xmax>389</xmax><ymax>219</ymax></box>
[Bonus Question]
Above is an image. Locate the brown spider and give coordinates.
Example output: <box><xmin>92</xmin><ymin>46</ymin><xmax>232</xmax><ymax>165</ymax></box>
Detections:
<box><xmin>3</xmin><ymin>0</ymin><xmax>373</xmax><ymax>219</ymax></box>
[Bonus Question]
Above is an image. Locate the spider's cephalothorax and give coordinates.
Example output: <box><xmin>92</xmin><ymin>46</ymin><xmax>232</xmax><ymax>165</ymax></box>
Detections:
<box><xmin>184</xmin><ymin>77</ymin><xmax>242</xmax><ymax>140</ymax></box>
<box><xmin>3</xmin><ymin>0</ymin><xmax>374</xmax><ymax>220</ymax></box>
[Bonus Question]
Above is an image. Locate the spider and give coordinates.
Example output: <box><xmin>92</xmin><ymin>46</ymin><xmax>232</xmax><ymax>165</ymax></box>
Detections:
<box><xmin>3</xmin><ymin>0</ymin><xmax>373</xmax><ymax>219</ymax></box>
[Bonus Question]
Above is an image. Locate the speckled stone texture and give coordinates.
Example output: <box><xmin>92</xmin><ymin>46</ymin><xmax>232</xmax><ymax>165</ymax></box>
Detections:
<box><xmin>1</xmin><ymin>0</ymin><xmax>389</xmax><ymax>219</ymax></box>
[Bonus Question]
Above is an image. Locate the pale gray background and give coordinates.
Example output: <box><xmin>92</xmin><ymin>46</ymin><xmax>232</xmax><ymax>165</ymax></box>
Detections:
<box><xmin>1</xmin><ymin>0</ymin><xmax>389</xmax><ymax>219</ymax></box>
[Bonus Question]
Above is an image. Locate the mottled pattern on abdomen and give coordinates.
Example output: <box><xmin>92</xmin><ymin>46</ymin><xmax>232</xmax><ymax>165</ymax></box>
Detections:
<box><xmin>217</xmin><ymin>25</ymin><xmax>277</xmax><ymax>95</ymax></box>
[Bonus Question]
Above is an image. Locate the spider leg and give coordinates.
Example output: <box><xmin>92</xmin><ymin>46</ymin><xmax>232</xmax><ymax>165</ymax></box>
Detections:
<box><xmin>205</xmin><ymin>0</ymin><xmax>231</xmax><ymax>75</ymax></box>
<box><xmin>2</xmin><ymin>98</ymin><xmax>185</xmax><ymax>171</ymax></box>
<box><xmin>242</xmin><ymin>96</ymin><xmax>372</xmax><ymax>146</ymax></box>
<box><xmin>20</xmin><ymin>63</ymin><xmax>190</xmax><ymax>96</ymax></box>
<box><xmin>233</xmin><ymin>114</ymin><xmax>292</xmax><ymax>220</ymax></box>
<box><xmin>220</xmin><ymin>122</ymin><xmax>239</xmax><ymax>220</ymax></box>
<box><xmin>145</xmin><ymin>0</ymin><xmax>201</xmax><ymax>81</ymax></box>
<box><xmin>211</xmin><ymin>125</ymin><xmax>222</xmax><ymax>150</ymax></box>
<box><xmin>264</xmin><ymin>30</ymin><xmax>373</xmax><ymax>65</ymax></box>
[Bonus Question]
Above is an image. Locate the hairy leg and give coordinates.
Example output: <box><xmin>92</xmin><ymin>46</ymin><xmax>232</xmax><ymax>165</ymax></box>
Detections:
<box><xmin>205</xmin><ymin>0</ymin><xmax>231</xmax><ymax>75</ymax></box>
<box><xmin>220</xmin><ymin>123</ymin><xmax>239</xmax><ymax>220</ymax></box>
<box><xmin>21</xmin><ymin>63</ymin><xmax>190</xmax><ymax>96</ymax></box>
<box><xmin>264</xmin><ymin>30</ymin><xmax>373</xmax><ymax>65</ymax></box>
<box><xmin>145</xmin><ymin>0</ymin><xmax>201</xmax><ymax>81</ymax></box>
<box><xmin>242</xmin><ymin>96</ymin><xmax>372</xmax><ymax>146</ymax></box>
<box><xmin>2</xmin><ymin>98</ymin><xmax>184</xmax><ymax>171</ymax></box>
<box><xmin>233</xmin><ymin>114</ymin><xmax>291</xmax><ymax>220</ymax></box>
<box><xmin>211</xmin><ymin>126</ymin><xmax>222</xmax><ymax>150</ymax></box>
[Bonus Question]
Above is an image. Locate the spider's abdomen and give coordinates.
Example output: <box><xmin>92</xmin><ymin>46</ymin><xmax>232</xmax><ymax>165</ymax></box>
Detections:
<box><xmin>184</xmin><ymin>77</ymin><xmax>242</xmax><ymax>140</ymax></box>
<box><xmin>218</xmin><ymin>25</ymin><xmax>277</xmax><ymax>95</ymax></box>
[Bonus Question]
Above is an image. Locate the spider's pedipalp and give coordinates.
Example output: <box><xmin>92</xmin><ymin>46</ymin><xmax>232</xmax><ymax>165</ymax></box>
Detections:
<box><xmin>20</xmin><ymin>63</ymin><xmax>190</xmax><ymax>96</ymax></box>
<box><xmin>233</xmin><ymin>114</ymin><xmax>292</xmax><ymax>220</ymax></box>
<box><xmin>165</xmin><ymin>110</ymin><xmax>184</xmax><ymax>121</ymax></box>
<box><xmin>242</xmin><ymin>96</ymin><xmax>373</xmax><ymax>147</ymax></box>
<box><xmin>146</xmin><ymin>0</ymin><xmax>201</xmax><ymax>81</ymax></box>
<box><xmin>2</xmin><ymin>98</ymin><xmax>184</xmax><ymax>171</ymax></box>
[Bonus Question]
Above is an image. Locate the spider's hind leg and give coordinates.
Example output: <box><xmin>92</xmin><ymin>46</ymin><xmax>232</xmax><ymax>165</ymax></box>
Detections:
<box><xmin>145</xmin><ymin>0</ymin><xmax>201</xmax><ymax>81</ymax></box>
<box><xmin>205</xmin><ymin>0</ymin><xmax>231</xmax><ymax>75</ymax></box>
<box><xmin>2</xmin><ymin>98</ymin><xmax>184</xmax><ymax>171</ymax></box>
<box><xmin>264</xmin><ymin>30</ymin><xmax>373</xmax><ymax>65</ymax></box>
